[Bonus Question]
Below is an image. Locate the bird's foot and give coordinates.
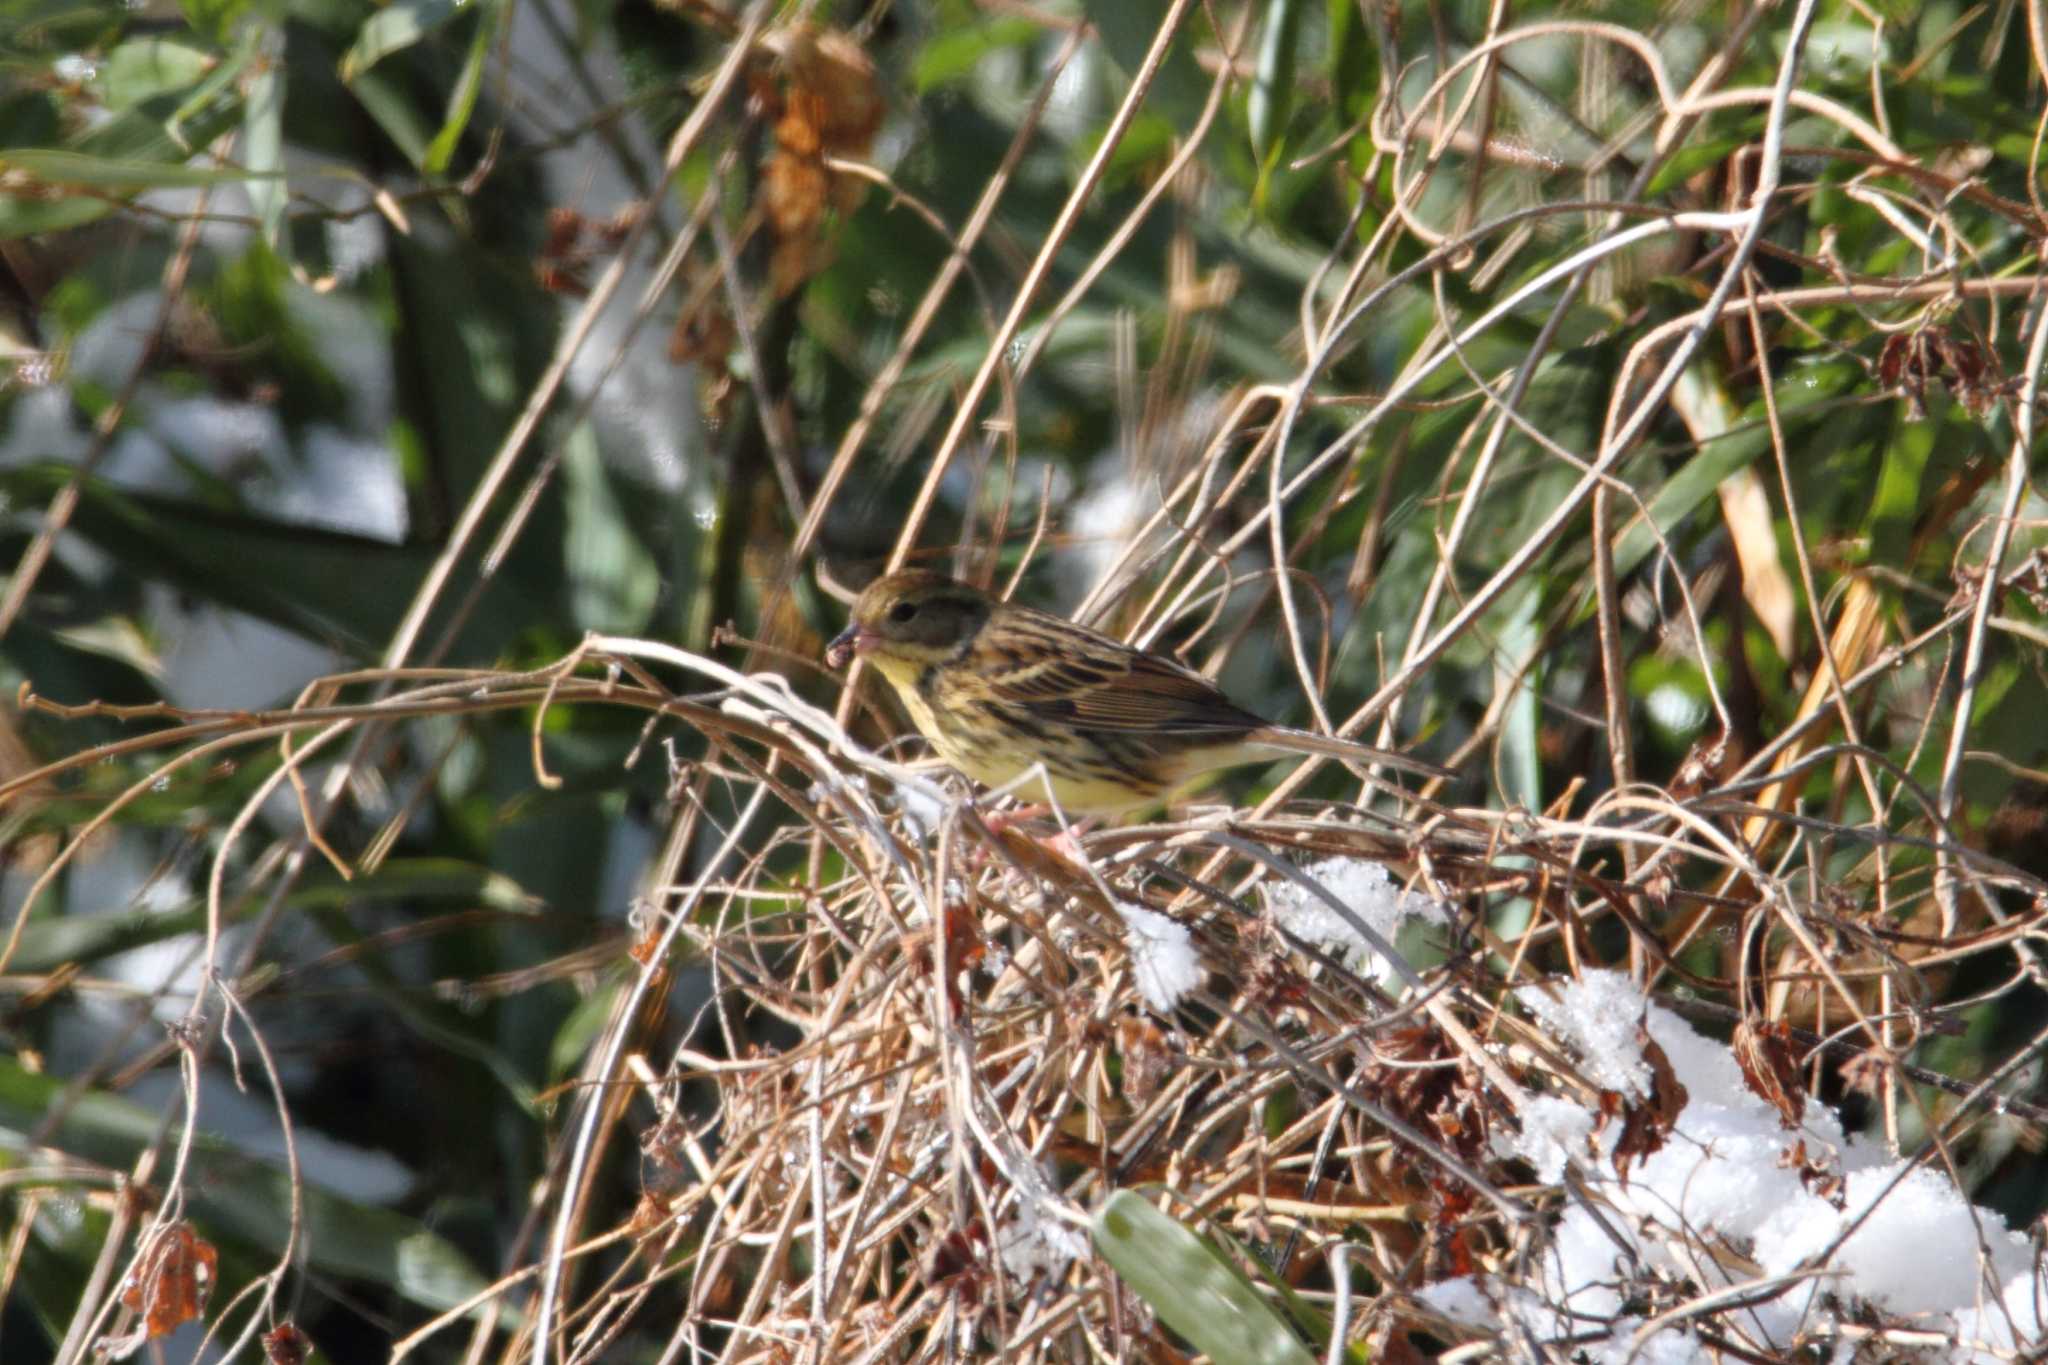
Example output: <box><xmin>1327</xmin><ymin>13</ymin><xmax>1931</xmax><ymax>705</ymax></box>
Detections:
<box><xmin>978</xmin><ymin>803</ymin><xmax>1050</xmax><ymax>836</ymax></box>
<box><xmin>972</xmin><ymin>803</ymin><xmax>1098</xmax><ymax>867</ymax></box>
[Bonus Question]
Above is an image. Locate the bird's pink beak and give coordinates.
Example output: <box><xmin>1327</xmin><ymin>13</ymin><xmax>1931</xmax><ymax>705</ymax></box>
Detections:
<box><xmin>824</xmin><ymin>626</ymin><xmax>873</xmax><ymax>670</ymax></box>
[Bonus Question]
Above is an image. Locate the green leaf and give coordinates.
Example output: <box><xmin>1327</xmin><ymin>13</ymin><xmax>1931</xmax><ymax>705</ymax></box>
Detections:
<box><xmin>564</xmin><ymin>421</ymin><xmax>661</xmax><ymax>633</ymax></box>
<box><xmin>1206</xmin><ymin>1219</ymin><xmax>1367</xmax><ymax>1361</ymax></box>
<box><xmin>1645</xmin><ymin>135</ymin><xmax>1749</xmax><ymax>196</ymax></box>
<box><xmin>1799</xmin><ymin>18</ymin><xmax>1880</xmax><ymax>84</ymax></box>
<box><xmin>166</xmin><ymin>32</ymin><xmax>258</xmax><ymax>150</ymax></box>
<box><xmin>7</xmin><ymin>903</ymin><xmax>210</xmax><ymax>975</ymax></box>
<box><xmin>549</xmin><ymin>979</ymin><xmax>619</xmax><ymax>1080</ymax></box>
<box><xmin>99</xmin><ymin>37</ymin><xmax>219</xmax><ymax>110</ymax></box>
<box><xmin>912</xmin><ymin>15</ymin><xmax>1037</xmax><ymax>91</ymax></box>
<box><xmin>1248</xmin><ymin>0</ymin><xmax>1302</xmax><ymax>170</ymax></box>
<box><xmin>422</xmin><ymin>0</ymin><xmax>494</xmax><ymax>175</ymax></box>
<box><xmin>1326</xmin><ymin>0</ymin><xmax>1375</xmax><ymax>123</ymax></box>
<box><xmin>1092</xmin><ymin>1191</ymin><xmax>1318</xmax><ymax>1365</ymax></box>
<box><xmin>0</xmin><ymin>1058</ymin><xmax>498</xmax><ymax>1313</ymax></box>
<box><xmin>1867</xmin><ymin>419</ymin><xmax>1933</xmax><ymax>568</ymax></box>
<box><xmin>3</xmin><ymin>2</ymin><xmax>120</xmax><ymax>53</ymax></box>
<box><xmin>340</xmin><ymin>0</ymin><xmax>468</xmax><ymax>82</ymax></box>
<box><xmin>293</xmin><ymin>858</ymin><xmax>547</xmax><ymax>915</ymax></box>
<box><xmin>1075</xmin><ymin>110</ymin><xmax>1177</xmax><ymax>189</ymax></box>
<box><xmin>0</xmin><ymin>466</ymin><xmax>501</xmax><ymax>657</ymax></box>
<box><xmin>1083</xmin><ymin>0</ymin><xmax>1210</xmax><ymax>121</ymax></box>
<box><xmin>0</xmin><ymin>148</ymin><xmax>282</xmax><ymax>189</ymax></box>
<box><xmin>182</xmin><ymin>0</ymin><xmax>253</xmax><ymax>44</ymax></box>
<box><xmin>243</xmin><ymin>38</ymin><xmax>287</xmax><ymax>247</ymax></box>
<box><xmin>348</xmin><ymin>63</ymin><xmax>434</xmax><ymax>167</ymax></box>
<box><xmin>3</xmin><ymin>859</ymin><xmax>540</xmax><ymax>975</ymax></box>
<box><xmin>0</xmin><ymin>192</ymin><xmax>114</xmax><ymax>238</ymax></box>
<box><xmin>1496</xmin><ymin>583</ymin><xmax>1543</xmax><ymax>809</ymax></box>
<box><xmin>0</xmin><ymin>89</ymin><xmax>61</xmax><ymax>149</ymax></box>
<box><xmin>1609</xmin><ymin>417</ymin><xmax>1769</xmax><ymax>584</ymax></box>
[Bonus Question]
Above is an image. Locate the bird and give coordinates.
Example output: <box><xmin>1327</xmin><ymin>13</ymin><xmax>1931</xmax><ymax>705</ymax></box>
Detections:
<box><xmin>824</xmin><ymin>569</ymin><xmax>1451</xmax><ymax>817</ymax></box>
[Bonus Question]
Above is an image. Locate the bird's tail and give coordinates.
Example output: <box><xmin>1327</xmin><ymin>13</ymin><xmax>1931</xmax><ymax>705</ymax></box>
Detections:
<box><xmin>1252</xmin><ymin>725</ymin><xmax>1455</xmax><ymax>782</ymax></box>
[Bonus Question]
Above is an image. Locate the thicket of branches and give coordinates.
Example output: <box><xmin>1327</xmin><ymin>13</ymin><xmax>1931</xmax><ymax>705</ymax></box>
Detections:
<box><xmin>4</xmin><ymin>0</ymin><xmax>2048</xmax><ymax>1361</ymax></box>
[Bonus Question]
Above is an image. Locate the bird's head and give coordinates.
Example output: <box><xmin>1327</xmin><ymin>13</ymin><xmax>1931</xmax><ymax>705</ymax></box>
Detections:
<box><xmin>825</xmin><ymin>571</ymin><xmax>994</xmax><ymax>678</ymax></box>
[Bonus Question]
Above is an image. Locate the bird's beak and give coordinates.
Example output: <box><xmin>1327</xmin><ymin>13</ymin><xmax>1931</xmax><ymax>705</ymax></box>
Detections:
<box><xmin>824</xmin><ymin>626</ymin><xmax>872</xmax><ymax>670</ymax></box>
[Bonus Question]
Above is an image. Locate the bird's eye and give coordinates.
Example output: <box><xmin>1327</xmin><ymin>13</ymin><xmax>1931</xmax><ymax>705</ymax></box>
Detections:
<box><xmin>888</xmin><ymin>601</ymin><xmax>918</xmax><ymax>623</ymax></box>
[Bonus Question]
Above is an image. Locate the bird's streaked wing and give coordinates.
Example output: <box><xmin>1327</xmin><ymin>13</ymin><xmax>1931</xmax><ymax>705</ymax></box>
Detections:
<box><xmin>969</xmin><ymin>608</ymin><xmax>1265</xmax><ymax>737</ymax></box>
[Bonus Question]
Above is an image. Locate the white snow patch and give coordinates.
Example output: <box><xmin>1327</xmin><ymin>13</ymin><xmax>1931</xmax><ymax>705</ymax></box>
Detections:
<box><xmin>996</xmin><ymin>1199</ymin><xmax>1085</xmax><ymax>1283</ymax></box>
<box><xmin>1517</xmin><ymin>970</ymin><xmax>1655</xmax><ymax>1097</ymax></box>
<box><xmin>1429</xmin><ymin>970</ymin><xmax>2037</xmax><ymax>1362</ymax></box>
<box><xmin>1115</xmin><ymin>903</ymin><xmax>1205</xmax><ymax>1013</ymax></box>
<box><xmin>1497</xmin><ymin>1093</ymin><xmax>1597</xmax><ymax>1184</ymax></box>
<box><xmin>1264</xmin><ymin>856</ymin><xmax>1447</xmax><ymax>985</ymax></box>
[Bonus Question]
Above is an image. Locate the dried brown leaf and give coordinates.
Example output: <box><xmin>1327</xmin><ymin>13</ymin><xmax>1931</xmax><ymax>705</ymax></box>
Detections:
<box><xmin>116</xmin><ymin>1222</ymin><xmax>218</xmax><ymax>1343</ymax></box>
<box><xmin>1732</xmin><ymin>1016</ymin><xmax>1807</xmax><ymax>1128</ymax></box>
<box><xmin>1610</xmin><ymin>1029</ymin><xmax>1688</xmax><ymax>1184</ymax></box>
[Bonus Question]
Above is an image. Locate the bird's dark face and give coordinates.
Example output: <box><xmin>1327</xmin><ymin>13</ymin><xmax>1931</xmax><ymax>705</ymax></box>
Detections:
<box><xmin>825</xmin><ymin>571</ymin><xmax>994</xmax><ymax>677</ymax></box>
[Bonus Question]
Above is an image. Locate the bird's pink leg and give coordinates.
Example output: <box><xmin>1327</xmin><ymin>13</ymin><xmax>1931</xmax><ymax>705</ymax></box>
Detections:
<box><xmin>978</xmin><ymin>803</ymin><xmax>1052</xmax><ymax>836</ymax></box>
<box><xmin>973</xmin><ymin>804</ymin><xmax>1099</xmax><ymax>865</ymax></box>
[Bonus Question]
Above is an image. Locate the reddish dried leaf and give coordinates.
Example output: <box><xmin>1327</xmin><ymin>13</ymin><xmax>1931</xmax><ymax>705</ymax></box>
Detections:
<box><xmin>922</xmin><ymin>1226</ymin><xmax>978</xmax><ymax>1285</ymax></box>
<box><xmin>766</xmin><ymin>24</ymin><xmax>882</xmax><ymax>156</ymax></box>
<box><xmin>921</xmin><ymin>1220</ymin><xmax>991</xmax><ymax>1306</ymax></box>
<box><xmin>1114</xmin><ymin>1014</ymin><xmax>1169</xmax><ymax>1104</ymax></box>
<box><xmin>1781</xmin><ymin>1138</ymin><xmax>1846</xmax><ymax>1210</ymax></box>
<box><xmin>1876</xmin><ymin>331</ymin><xmax>1907</xmax><ymax>389</ymax></box>
<box><xmin>1839</xmin><ymin>1047</ymin><xmax>1890</xmax><ymax>1098</ymax></box>
<box><xmin>1732</xmin><ymin>1016</ymin><xmax>1807</xmax><ymax>1128</ymax></box>
<box><xmin>1427</xmin><ymin>1181</ymin><xmax>1479</xmax><ymax>1278</ymax></box>
<box><xmin>747</xmin><ymin>23</ymin><xmax>881</xmax><ymax>295</ymax></box>
<box><xmin>1360</xmin><ymin>1025</ymin><xmax>1492</xmax><ymax>1166</ymax></box>
<box><xmin>1668</xmin><ymin>735</ymin><xmax>1726</xmax><ymax>801</ymax></box>
<box><xmin>1374</xmin><ymin>1328</ymin><xmax>1439</xmax><ymax>1365</ymax></box>
<box><xmin>1238</xmin><ymin>920</ymin><xmax>1314</xmax><ymax>1013</ymax></box>
<box><xmin>768</xmin><ymin>235</ymin><xmax>831</xmax><ymax>299</ymax></box>
<box><xmin>627</xmin><ymin>922</ymin><xmax>664</xmax><ymax>964</ymax></box>
<box><xmin>1879</xmin><ymin>324</ymin><xmax>2001</xmax><ymax>419</ymax></box>
<box><xmin>1611</xmin><ymin>1029</ymin><xmax>1688</xmax><ymax>1185</ymax></box>
<box><xmin>118</xmin><ymin>1222</ymin><xmax>218</xmax><ymax>1341</ymax></box>
<box><xmin>667</xmin><ymin>291</ymin><xmax>736</xmax><ymax>367</ymax></box>
<box><xmin>775</xmin><ymin>94</ymin><xmax>825</xmax><ymax>157</ymax></box>
<box><xmin>1439</xmin><ymin>1224</ymin><xmax>1476</xmax><ymax>1278</ymax></box>
<box><xmin>762</xmin><ymin>150</ymin><xmax>829</xmax><ymax>237</ymax></box>
<box><xmin>627</xmin><ymin>1191</ymin><xmax>674</xmax><ymax>1240</ymax></box>
<box><xmin>263</xmin><ymin>1322</ymin><xmax>312</xmax><ymax>1365</ymax></box>
<box><xmin>534</xmin><ymin>201</ymin><xmax>646</xmax><ymax>299</ymax></box>
<box><xmin>540</xmin><ymin>206</ymin><xmax>585</xmax><ymax>258</ymax></box>
<box><xmin>903</xmin><ymin>901</ymin><xmax>986</xmax><ymax>1016</ymax></box>
<box><xmin>597</xmin><ymin>203</ymin><xmax>646</xmax><ymax>247</ymax></box>
<box><xmin>533</xmin><ymin>262</ymin><xmax>589</xmax><ymax>297</ymax></box>
<box><xmin>940</xmin><ymin>900</ymin><xmax>987</xmax><ymax>973</ymax></box>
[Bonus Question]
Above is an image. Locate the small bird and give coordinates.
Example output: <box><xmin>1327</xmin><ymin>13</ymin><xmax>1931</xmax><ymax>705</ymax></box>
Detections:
<box><xmin>824</xmin><ymin>570</ymin><xmax>1450</xmax><ymax>816</ymax></box>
